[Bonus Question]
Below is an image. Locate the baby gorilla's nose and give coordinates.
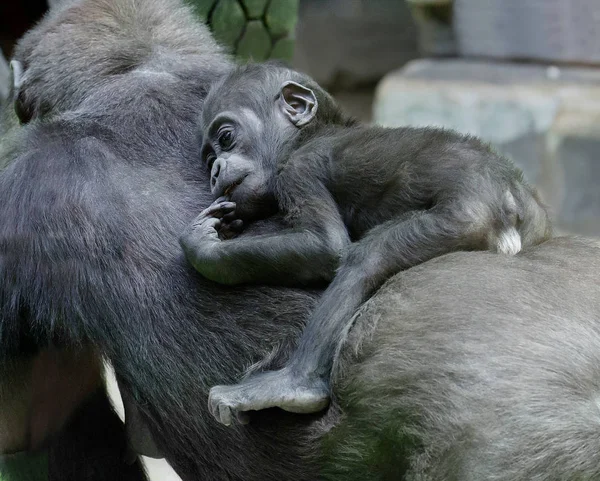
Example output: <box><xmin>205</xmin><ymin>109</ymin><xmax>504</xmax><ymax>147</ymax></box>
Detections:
<box><xmin>211</xmin><ymin>159</ymin><xmax>222</xmax><ymax>189</ymax></box>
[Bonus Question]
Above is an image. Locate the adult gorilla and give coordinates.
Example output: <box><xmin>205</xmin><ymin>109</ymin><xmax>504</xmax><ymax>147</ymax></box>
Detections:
<box><xmin>1</xmin><ymin>0</ymin><xmax>600</xmax><ymax>480</ymax></box>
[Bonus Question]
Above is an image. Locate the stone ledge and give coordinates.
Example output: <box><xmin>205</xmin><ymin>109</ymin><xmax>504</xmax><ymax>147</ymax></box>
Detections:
<box><xmin>374</xmin><ymin>59</ymin><xmax>600</xmax><ymax>236</ymax></box>
<box><xmin>293</xmin><ymin>0</ymin><xmax>419</xmax><ymax>88</ymax></box>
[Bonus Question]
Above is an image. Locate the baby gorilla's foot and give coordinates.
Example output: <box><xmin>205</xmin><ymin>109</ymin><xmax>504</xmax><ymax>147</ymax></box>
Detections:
<box><xmin>208</xmin><ymin>369</ymin><xmax>330</xmax><ymax>426</ymax></box>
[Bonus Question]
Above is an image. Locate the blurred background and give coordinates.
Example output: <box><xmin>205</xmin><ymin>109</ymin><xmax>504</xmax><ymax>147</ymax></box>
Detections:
<box><xmin>2</xmin><ymin>0</ymin><xmax>600</xmax><ymax>237</ymax></box>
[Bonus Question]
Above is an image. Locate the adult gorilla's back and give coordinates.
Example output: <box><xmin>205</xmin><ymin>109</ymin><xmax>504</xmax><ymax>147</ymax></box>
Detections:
<box><xmin>2</xmin><ymin>1</ymin><xmax>600</xmax><ymax>480</ymax></box>
<box><xmin>1</xmin><ymin>0</ymin><xmax>320</xmax><ymax>478</ymax></box>
<box><xmin>329</xmin><ymin>237</ymin><xmax>600</xmax><ymax>480</ymax></box>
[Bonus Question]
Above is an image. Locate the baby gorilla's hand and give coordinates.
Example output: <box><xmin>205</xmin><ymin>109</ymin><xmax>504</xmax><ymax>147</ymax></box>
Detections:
<box><xmin>181</xmin><ymin>197</ymin><xmax>243</xmax><ymax>246</ymax></box>
<box><xmin>213</xmin><ymin>196</ymin><xmax>244</xmax><ymax>240</ymax></box>
<box><xmin>180</xmin><ymin>198</ymin><xmax>246</xmax><ymax>284</ymax></box>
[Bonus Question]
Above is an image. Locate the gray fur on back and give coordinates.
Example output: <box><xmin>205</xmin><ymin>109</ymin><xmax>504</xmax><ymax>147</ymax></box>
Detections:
<box><xmin>13</xmin><ymin>0</ymin><xmax>230</xmax><ymax>119</ymax></box>
<box><xmin>328</xmin><ymin>236</ymin><xmax>600</xmax><ymax>481</ymax></box>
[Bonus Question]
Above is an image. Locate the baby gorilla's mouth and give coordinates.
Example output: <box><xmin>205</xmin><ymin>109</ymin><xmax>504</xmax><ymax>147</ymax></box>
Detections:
<box><xmin>223</xmin><ymin>178</ymin><xmax>244</xmax><ymax>196</ymax></box>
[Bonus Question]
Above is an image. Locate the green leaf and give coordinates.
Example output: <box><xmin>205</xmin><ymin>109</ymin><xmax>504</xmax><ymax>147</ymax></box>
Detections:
<box><xmin>237</xmin><ymin>21</ymin><xmax>272</xmax><ymax>61</ymax></box>
<box><xmin>241</xmin><ymin>0</ymin><xmax>268</xmax><ymax>19</ymax></box>
<box><xmin>271</xmin><ymin>36</ymin><xmax>295</xmax><ymax>62</ymax></box>
<box><xmin>211</xmin><ymin>0</ymin><xmax>246</xmax><ymax>47</ymax></box>
<box><xmin>265</xmin><ymin>0</ymin><xmax>299</xmax><ymax>38</ymax></box>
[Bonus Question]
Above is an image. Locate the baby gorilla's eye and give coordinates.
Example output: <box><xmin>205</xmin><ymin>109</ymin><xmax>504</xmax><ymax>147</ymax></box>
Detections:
<box><xmin>218</xmin><ymin>128</ymin><xmax>235</xmax><ymax>151</ymax></box>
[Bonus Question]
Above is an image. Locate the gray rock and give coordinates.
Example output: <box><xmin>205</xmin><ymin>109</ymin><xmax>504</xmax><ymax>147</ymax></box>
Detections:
<box><xmin>408</xmin><ymin>0</ymin><xmax>456</xmax><ymax>57</ymax></box>
<box><xmin>557</xmin><ymin>137</ymin><xmax>600</xmax><ymax>235</ymax></box>
<box><xmin>293</xmin><ymin>0</ymin><xmax>419</xmax><ymax>89</ymax></box>
<box><xmin>454</xmin><ymin>0</ymin><xmax>600</xmax><ymax>65</ymax></box>
<box><xmin>374</xmin><ymin>59</ymin><xmax>600</xmax><ymax>235</ymax></box>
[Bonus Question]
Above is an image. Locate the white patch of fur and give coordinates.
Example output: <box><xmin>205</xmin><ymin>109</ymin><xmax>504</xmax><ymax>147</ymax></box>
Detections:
<box><xmin>105</xmin><ymin>362</ymin><xmax>125</xmax><ymax>422</ymax></box>
<box><xmin>104</xmin><ymin>363</ymin><xmax>182</xmax><ymax>481</ymax></box>
<box><xmin>133</xmin><ymin>69</ymin><xmax>177</xmax><ymax>80</ymax></box>
<box><xmin>497</xmin><ymin>227</ymin><xmax>522</xmax><ymax>255</ymax></box>
<box><xmin>503</xmin><ymin>190</ymin><xmax>517</xmax><ymax>213</ymax></box>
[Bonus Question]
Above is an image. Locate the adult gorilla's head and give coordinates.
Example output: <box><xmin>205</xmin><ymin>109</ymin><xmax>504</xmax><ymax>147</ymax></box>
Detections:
<box><xmin>11</xmin><ymin>0</ymin><xmax>229</xmax><ymax>123</ymax></box>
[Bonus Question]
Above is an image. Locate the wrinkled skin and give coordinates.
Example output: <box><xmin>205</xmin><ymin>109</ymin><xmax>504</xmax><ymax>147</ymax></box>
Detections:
<box><xmin>2</xmin><ymin>1</ymin><xmax>600</xmax><ymax>481</ymax></box>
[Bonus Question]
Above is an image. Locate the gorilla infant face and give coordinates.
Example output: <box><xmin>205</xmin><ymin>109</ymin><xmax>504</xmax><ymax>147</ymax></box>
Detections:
<box><xmin>200</xmin><ymin>66</ymin><xmax>320</xmax><ymax>221</ymax></box>
<box><xmin>201</xmin><ymin>107</ymin><xmax>276</xmax><ymax>221</ymax></box>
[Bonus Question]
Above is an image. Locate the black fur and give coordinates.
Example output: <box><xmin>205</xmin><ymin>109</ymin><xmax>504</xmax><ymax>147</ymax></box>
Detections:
<box><xmin>181</xmin><ymin>63</ymin><xmax>553</xmax><ymax>421</ymax></box>
<box><xmin>0</xmin><ymin>1</ymin><xmax>324</xmax><ymax>480</ymax></box>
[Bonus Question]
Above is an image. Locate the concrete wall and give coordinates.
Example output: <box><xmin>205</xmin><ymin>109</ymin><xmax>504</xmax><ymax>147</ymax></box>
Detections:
<box><xmin>375</xmin><ymin>59</ymin><xmax>600</xmax><ymax>236</ymax></box>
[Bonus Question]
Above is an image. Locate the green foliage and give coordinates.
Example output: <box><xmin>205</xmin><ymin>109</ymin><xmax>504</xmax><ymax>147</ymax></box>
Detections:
<box><xmin>243</xmin><ymin>0</ymin><xmax>269</xmax><ymax>19</ymax></box>
<box><xmin>186</xmin><ymin>0</ymin><xmax>299</xmax><ymax>62</ymax></box>
<box><xmin>211</xmin><ymin>0</ymin><xmax>246</xmax><ymax>47</ymax></box>
<box><xmin>237</xmin><ymin>20</ymin><xmax>272</xmax><ymax>61</ymax></box>
<box><xmin>265</xmin><ymin>0</ymin><xmax>299</xmax><ymax>38</ymax></box>
<box><xmin>320</xmin><ymin>409</ymin><xmax>421</xmax><ymax>481</ymax></box>
<box><xmin>271</xmin><ymin>37</ymin><xmax>295</xmax><ymax>62</ymax></box>
<box><xmin>0</xmin><ymin>451</ymin><xmax>48</xmax><ymax>481</ymax></box>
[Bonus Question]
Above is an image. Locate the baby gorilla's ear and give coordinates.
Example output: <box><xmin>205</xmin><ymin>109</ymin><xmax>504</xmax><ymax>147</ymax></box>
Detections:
<box><xmin>279</xmin><ymin>81</ymin><xmax>318</xmax><ymax>127</ymax></box>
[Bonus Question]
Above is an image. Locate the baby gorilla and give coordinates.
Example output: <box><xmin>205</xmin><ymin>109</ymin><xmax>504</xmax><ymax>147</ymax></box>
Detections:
<box><xmin>180</xmin><ymin>63</ymin><xmax>552</xmax><ymax>426</ymax></box>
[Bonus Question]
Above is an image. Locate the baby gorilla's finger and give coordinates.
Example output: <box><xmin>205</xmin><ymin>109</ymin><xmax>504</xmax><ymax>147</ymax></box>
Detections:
<box><xmin>222</xmin><ymin>210</ymin><xmax>239</xmax><ymax>223</ymax></box>
<box><xmin>218</xmin><ymin>404</ymin><xmax>233</xmax><ymax>427</ymax></box>
<box><xmin>212</xmin><ymin>195</ymin><xmax>233</xmax><ymax>206</ymax></box>
<box><xmin>225</xmin><ymin>219</ymin><xmax>244</xmax><ymax>232</ymax></box>
<box><xmin>213</xmin><ymin>196</ymin><xmax>230</xmax><ymax>204</ymax></box>
<box><xmin>219</xmin><ymin>220</ymin><xmax>244</xmax><ymax>240</ymax></box>
<box><xmin>198</xmin><ymin>204</ymin><xmax>223</xmax><ymax>218</ymax></box>
<box><xmin>207</xmin><ymin>217</ymin><xmax>222</xmax><ymax>229</ymax></box>
<box><xmin>200</xmin><ymin>202</ymin><xmax>236</xmax><ymax>219</ymax></box>
<box><xmin>192</xmin><ymin>216</ymin><xmax>221</xmax><ymax>230</ymax></box>
<box><xmin>236</xmin><ymin>411</ymin><xmax>250</xmax><ymax>425</ymax></box>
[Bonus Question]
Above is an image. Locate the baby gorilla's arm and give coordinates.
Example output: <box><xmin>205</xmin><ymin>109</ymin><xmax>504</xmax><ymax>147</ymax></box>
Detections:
<box><xmin>180</xmin><ymin>195</ymin><xmax>350</xmax><ymax>287</ymax></box>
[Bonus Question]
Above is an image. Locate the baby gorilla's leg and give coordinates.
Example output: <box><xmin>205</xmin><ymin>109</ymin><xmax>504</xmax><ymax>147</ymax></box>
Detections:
<box><xmin>208</xmin><ymin>369</ymin><xmax>329</xmax><ymax>425</ymax></box>
<box><xmin>207</xmin><ymin>207</ymin><xmax>499</xmax><ymax>425</ymax></box>
<box><xmin>208</xmin><ymin>262</ymin><xmax>372</xmax><ymax>424</ymax></box>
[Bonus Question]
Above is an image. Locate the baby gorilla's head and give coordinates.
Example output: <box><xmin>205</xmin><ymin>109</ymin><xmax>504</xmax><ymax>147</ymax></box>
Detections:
<box><xmin>199</xmin><ymin>62</ymin><xmax>345</xmax><ymax>221</ymax></box>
